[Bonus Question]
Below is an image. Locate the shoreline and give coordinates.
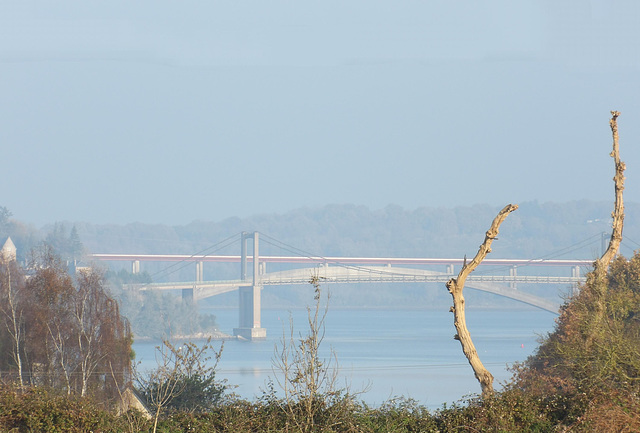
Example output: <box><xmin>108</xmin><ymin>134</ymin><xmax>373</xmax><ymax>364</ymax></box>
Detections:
<box><xmin>133</xmin><ymin>330</ymin><xmax>235</xmax><ymax>342</ymax></box>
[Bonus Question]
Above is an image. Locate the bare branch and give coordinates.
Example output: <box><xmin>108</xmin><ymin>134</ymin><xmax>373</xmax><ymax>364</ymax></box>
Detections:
<box><xmin>271</xmin><ymin>274</ymin><xmax>358</xmax><ymax>432</ymax></box>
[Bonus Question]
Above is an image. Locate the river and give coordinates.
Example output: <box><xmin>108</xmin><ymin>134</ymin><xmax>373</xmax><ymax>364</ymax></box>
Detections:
<box><xmin>132</xmin><ymin>306</ymin><xmax>557</xmax><ymax>409</ymax></box>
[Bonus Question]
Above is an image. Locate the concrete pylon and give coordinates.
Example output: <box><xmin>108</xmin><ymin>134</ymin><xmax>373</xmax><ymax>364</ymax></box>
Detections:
<box><xmin>509</xmin><ymin>266</ymin><xmax>517</xmax><ymax>289</ymax></box>
<box><xmin>572</xmin><ymin>265</ymin><xmax>581</xmax><ymax>296</ymax></box>
<box><xmin>196</xmin><ymin>261</ymin><xmax>204</xmax><ymax>282</ymax></box>
<box><xmin>182</xmin><ymin>286</ymin><xmax>194</xmax><ymax>303</ymax></box>
<box><xmin>182</xmin><ymin>261</ymin><xmax>204</xmax><ymax>302</ymax></box>
<box><xmin>234</xmin><ymin>285</ymin><xmax>266</xmax><ymax>340</ymax></box>
<box><xmin>241</xmin><ymin>232</ymin><xmax>248</xmax><ymax>281</ymax></box>
<box><xmin>234</xmin><ymin>232</ymin><xmax>266</xmax><ymax>340</ymax></box>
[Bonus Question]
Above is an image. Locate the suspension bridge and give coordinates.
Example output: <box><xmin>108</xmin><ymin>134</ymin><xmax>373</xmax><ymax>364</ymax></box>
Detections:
<box><xmin>92</xmin><ymin>232</ymin><xmax>593</xmax><ymax>340</ymax></box>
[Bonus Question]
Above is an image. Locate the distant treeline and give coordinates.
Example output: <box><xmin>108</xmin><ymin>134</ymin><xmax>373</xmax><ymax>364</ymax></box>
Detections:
<box><xmin>5</xmin><ymin>201</ymin><xmax>639</xmax><ymax>262</ymax></box>
<box><xmin>3</xmin><ymin>200</ymin><xmax>640</xmax><ymax>309</ymax></box>
<box><xmin>71</xmin><ymin>200</ymin><xmax>640</xmax><ymax>260</ymax></box>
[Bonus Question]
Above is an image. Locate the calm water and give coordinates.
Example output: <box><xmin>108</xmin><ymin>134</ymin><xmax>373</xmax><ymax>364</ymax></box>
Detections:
<box><xmin>133</xmin><ymin>307</ymin><xmax>557</xmax><ymax>409</ymax></box>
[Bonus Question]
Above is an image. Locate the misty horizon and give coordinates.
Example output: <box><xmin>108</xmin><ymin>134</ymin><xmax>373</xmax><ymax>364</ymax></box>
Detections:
<box><xmin>2</xmin><ymin>2</ymin><xmax>639</xmax><ymax>226</ymax></box>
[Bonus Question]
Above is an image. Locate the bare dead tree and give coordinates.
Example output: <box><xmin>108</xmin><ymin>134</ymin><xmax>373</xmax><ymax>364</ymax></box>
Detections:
<box><xmin>446</xmin><ymin>204</ymin><xmax>518</xmax><ymax>399</ymax></box>
<box><xmin>582</xmin><ymin>111</ymin><xmax>626</xmax><ymax>348</ymax></box>
<box><xmin>595</xmin><ymin>110</ymin><xmax>625</xmax><ymax>276</ymax></box>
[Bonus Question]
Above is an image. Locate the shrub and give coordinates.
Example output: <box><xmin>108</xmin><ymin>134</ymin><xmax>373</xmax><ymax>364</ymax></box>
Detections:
<box><xmin>0</xmin><ymin>384</ymin><xmax>130</xmax><ymax>433</ymax></box>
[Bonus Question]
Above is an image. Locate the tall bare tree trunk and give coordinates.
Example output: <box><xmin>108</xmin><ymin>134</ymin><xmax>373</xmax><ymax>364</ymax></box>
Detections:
<box><xmin>47</xmin><ymin>323</ymin><xmax>73</xmax><ymax>395</ymax></box>
<box><xmin>595</xmin><ymin>110</ymin><xmax>625</xmax><ymax>275</ymax></box>
<box><xmin>2</xmin><ymin>264</ymin><xmax>24</xmax><ymax>387</ymax></box>
<box><xmin>586</xmin><ymin>111</ymin><xmax>625</xmax><ymax>347</ymax></box>
<box><xmin>446</xmin><ymin>204</ymin><xmax>518</xmax><ymax>399</ymax></box>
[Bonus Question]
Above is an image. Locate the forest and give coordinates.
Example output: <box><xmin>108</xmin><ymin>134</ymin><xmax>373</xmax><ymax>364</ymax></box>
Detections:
<box><xmin>5</xmin><ymin>200</ymin><xmax>640</xmax><ymax>270</ymax></box>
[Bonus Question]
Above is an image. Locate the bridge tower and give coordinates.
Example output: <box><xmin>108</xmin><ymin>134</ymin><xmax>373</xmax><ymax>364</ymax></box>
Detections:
<box><xmin>234</xmin><ymin>232</ymin><xmax>266</xmax><ymax>340</ymax></box>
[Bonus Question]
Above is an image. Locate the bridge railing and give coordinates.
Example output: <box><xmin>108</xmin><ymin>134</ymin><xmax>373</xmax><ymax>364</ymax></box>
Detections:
<box><xmin>124</xmin><ymin>275</ymin><xmax>583</xmax><ymax>291</ymax></box>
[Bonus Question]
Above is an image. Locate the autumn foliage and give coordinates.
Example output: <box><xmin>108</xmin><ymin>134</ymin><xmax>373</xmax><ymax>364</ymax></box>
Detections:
<box><xmin>511</xmin><ymin>253</ymin><xmax>640</xmax><ymax>431</ymax></box>
<box><xmin>0</xmin><ymin>246</ymin><xmax>132</xmax><ymax>404</ymax></box>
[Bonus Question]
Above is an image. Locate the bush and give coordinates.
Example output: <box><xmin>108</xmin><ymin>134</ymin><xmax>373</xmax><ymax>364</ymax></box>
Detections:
<box><xmin>0</xmin><ymin>385</ymin><xmax>131</xmax><ymax>433</ymax></box>
<box><xmin>512</xmin><ymin>252</ymin><xmax>640</xmax><ymax>430</ymax></box>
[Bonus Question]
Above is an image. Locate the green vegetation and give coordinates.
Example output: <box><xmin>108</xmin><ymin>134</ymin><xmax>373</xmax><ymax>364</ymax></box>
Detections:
<box><xmin>510</xmin><ymin>252</ymin><xmax>640</xmax><ymax>431</ymax></box>
<box><xmin>136</xmin><ymin>338</ymin><xmax>226</xmax><ymax>433</ymax></box>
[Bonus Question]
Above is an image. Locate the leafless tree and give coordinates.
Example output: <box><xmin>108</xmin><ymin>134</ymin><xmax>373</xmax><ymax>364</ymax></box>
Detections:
<box><xmin>0</xmin><ymin>261</ymin><xmax>25</xmax><ymax>387</ymax></box>
<box><xmin>585</xmin><ymin>111</ymin><xmax>625</xmax><ymax>347</ymax></box>
<box><xmin>446</xmin><ymin>204</ymin><xmax>518</xmax><ymax>399</ymax></box>
<box><xmin>46</xmin><ymin>319</ymin><xmax>74</xmax><ymax>394</ymax></box>
<box><xmin>272</xmin><ymin>275</ymin><xmax>363</xmax><ymax>432</ymax></box>
<box><xmin>73</xmin><ymin>269</ymin><xmax>123</xmax><ymax>397</ymax></box>
<box><xmin>595</xmin><ymin>111</ymin><xmax>625</xmax><ymax>275</ymax></box>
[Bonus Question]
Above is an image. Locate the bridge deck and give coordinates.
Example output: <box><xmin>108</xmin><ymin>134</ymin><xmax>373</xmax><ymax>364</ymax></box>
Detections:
<box><xmin>124</xmin><ymin>265</ymin><xmax>580</xmax><ymax>313</ymax></box>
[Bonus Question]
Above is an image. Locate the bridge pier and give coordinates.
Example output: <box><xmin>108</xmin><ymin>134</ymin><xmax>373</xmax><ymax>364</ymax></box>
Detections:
<box><xmin>234</xmin><ymin>232</ymin><xmax>266</xmax><ymax>340</ymax></box>
<box><xmin>132</xmin><ymin>260</ymin><xmax>140</xmax><ymax>274</ymax></box>
<box><xmin>182</xmin><ymin>287</ymin><xmax>194</xmax><ymax>302</ymax></box>
<box><xmin>233</xmin><ymin>285</ymin><xmax>266</xmax><ymax>340</ymax></box>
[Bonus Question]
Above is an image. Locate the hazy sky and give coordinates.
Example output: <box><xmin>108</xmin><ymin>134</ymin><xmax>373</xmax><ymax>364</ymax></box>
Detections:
<box><xmin>2</xmin><ymin>1</ymin><xmax>639</xmax><ymax>225</ymax></box>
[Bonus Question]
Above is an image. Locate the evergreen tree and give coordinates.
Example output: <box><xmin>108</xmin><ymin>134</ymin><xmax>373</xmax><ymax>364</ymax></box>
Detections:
<box><xmin>68</xmin><ymin>225</ymin><xmax>84</xmax><ymax>261</ymax></box>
